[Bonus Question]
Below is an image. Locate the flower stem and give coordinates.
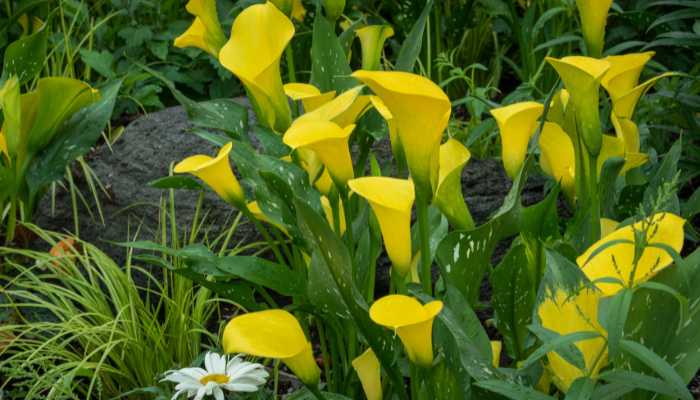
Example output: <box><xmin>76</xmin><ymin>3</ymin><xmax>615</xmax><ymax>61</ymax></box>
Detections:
<box><xmin>416</xmin><ymin>194</ymin><xmax>432</xmax><ymax>295</ymax></box>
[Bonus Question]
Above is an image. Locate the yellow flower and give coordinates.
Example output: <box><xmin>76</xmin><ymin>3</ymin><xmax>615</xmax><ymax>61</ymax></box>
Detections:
<box><xmin>352</xmin><ymin>71</ymin><xmax>451</xmax><ymax>198</ymax></box>
<box><xmin>291</xmin><ymin>0</ymin><xmax>306</xmax><ymax>21</ymax></box>
<box><xmin>174</xmin><ymin>142</ymin><xmax>245</xmax><ymax>207</ymax></box>
<box><xmin>546</xmin><ymin>56</ymin><xmax>610</xmax><ymax>155</ymax></box>
<box><xmin>434</xmin><ymin>139</ymin><xmax>474</xmax><ymax>229</ymax></box>
<box><xmin>0</xmin><ymin>130</ymin><xmax>7</xmax><ymax>160</ymax></box>
<box><xmin>295</xmin><ymin>148</ymin><xmax>324</xmax><ymax>185</ymax></box>
<box><xmin>174</xmin><ymin>0</ymin><xmax>226</xmax><ymax>57</ymax></box>
<box><xmin>539</xmin><ymin>122</ymin><xmax>576</xmax><ymax>199</ymax></box>
<box><xmin>348</xmin><ymin>177</ymin><xmax>415</xmax><ymax>275</ymax></box>
<box><xmin>600</xmin><ymin>52</ymin><xmax>655</xmax><ymax>101</ymax></box>
<box><xmin>219</xmin><ymin>2</ymin><xmax>294</xmax><ymax>132</ymax></box>
<box><xmin>577</xmin><ymin>212</ymin><xmax>685</xmax><ymax>296</ymax></box>
<box><xmin>314</xmin><ymin>168</ymin><xmax>334</xmax><ymax>195</ymax></box>
<box><xmin>283</xmin><ymin>120</ymin><xmax>355</xmax><ymax>186</ymax></box>
<box><xmin>321</xmin><ymin>195</ymin><xmax>346</xmax><ymax>235</ymax></box>
<box><xmin>284</xmin><ymin>83</ymin><xmax>336</xmax><ymax>112</ymax></box>
<box><xmin>538</xmin><ymin>288</ymin><xmax>607</xmax><ymax>392</ymax></box>
<box><xmin>369</xmin><ymin>294</ymin><xmax>443</xmax><ymax>367</ymax></box>
<box><xmin>222</xmin><ymin>309</ymin><xmax>320</xmax><ymax>385</ymax></box>
<box><xmin>352</xmin><ymin>348</ymin><xmax>382</xmax><ymax>400</ymax></box>
<box><xmin>576</xmin><ymin>0</ymin><xmax>613</xmax><ymax>57</ymax></box>
<box><xmin>490</xmin><ymin>102</ymin><xmax>544</xmax><ymax>179</ymax></box>
<box><xmin>491</xmin><ymin>341</ymin><xmax>502</xmax><ymax>368</ymax></box>
<box><xmin>298</xmin><ymin>86</ymin><xmax>371</xmax><ymax>128</ymax></box>
<box><xmin>356</xmin><ymin>25</ymin><xmax>395</xmax><ymax>70</ymax></box>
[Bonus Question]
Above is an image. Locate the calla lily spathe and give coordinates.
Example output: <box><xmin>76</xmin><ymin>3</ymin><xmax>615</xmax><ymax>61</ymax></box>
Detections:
<box><xmin>174</xmin><ymin>0</ymin><xmax>227</xmax><ymax>57</ymax></box>
<box><xmin>538</xmin><ymin>288</ymin><xmax>607</xmax><ymax>392</ymax></box>
<box><xmin>348</xmin><ymin>177</ymin><xmax>414</xmax><ymax>275</ymax></box>
<box><xmin>576</xmin><ymin>0</ymin><xmax>613</xmax><ymax>57</ymax></box>
<box><xmin>577</xmin><ymin>212</ymin><xmax>685</xmax><ymax>295</ymax></box>
<box><xmin>491</xmin><ymin>341</ymin><xmax>502</xmax><ymax>368</ymax></box>
<box><xmin>219</xmin><ymin>2</ymin><xmax>293</xmax><ymax>132</ymax></box>
<box><xmin>321</xmin><ymin>195</ymin><xmax>346</xmax><ymax>235</ymax></box>
<box><xmin>283</xmin><ymin>120</ymin><xmax>355</xmax><ymax>186</ymax></box>
<box><xmin>352</xmin><ymin>71</ymin><xmax>451</xmax><ymax>198</ymax></box>
<box><xmin>369</xmin><ymin>295</ymin><xmax>443</xmax><ymax>367</ymax></box>
<box><xmin>356</xmin><ymin>25</ymin><xmax>395</xmax><ymax>71</ymax></box>
<box><xmin>490</xmin><ymin>101</ymin><xmax>544</xmax><ymax>179</ymax></box>
<box><xmin>314</xmin><ymin>168</ymin><xmax>334</xmax><ymax>195</ymax></box>
<box><xmin>600</xmin><ymin>52</ymin><xmax>655</xmax><ymax>101</ymax></box>
<box><xmin>284</xmin><ymin>83</ymin><xmax>336</xmax><ymax>113</ymax></box>
<box><xmin>352</xmin><ymin>348</ymin><xmax>382</xmax><ymax>400</ymax></box>
<box><xmin>434</xmin><ymin>139</ymin><xmax>474</xmax><ymax>229</ymax></box>
<box><xmin>174</xmin><ymin>142</ymin><xmax>245</xmax><ymax>207</ymax></box>
<box><xmin>298</xmin><ymin>86</ymin><xmax>371</xmax><ymax>128</ymax></box>
<box><xmin>222</xmin><ymin>309</ymin><xmax>320</xmax><ymax>385</ymax></box>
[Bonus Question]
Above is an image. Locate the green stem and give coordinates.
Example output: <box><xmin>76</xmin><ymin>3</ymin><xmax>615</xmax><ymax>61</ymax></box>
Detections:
<box><xmin>409</xmin><ymin>363</ymin><xmax>421</xmax><ymax>400</ymax></box>
<box><xmin>241</xmin><ymin>207</ymin><xmax>287</xmax><ymax>266</ymax></box>
<box><xmin>340</xmin><ymin>189</ymin><xmax>354</xmax><ymax>256</ymax></box>
<box><xmin>317</xmin><ymin>321</ymin><xmax>333</xmax><ymax>392</ymax></box>
<box><xmin>416</xmin><ymin>195</ymin><xmax>432</xmax><ymax>295</ymax></box>
<box><xmin>285</xmin><ymin>45</ymin><xmax>297</xmax><ymax>83</ymax></box>
<box><xmin>5</xmin><ymin>198</ymin><xmax>17</xmax><ymax>245</ymax></box>
<box><xmin>273</xmin><ymin>360</ymin><xmax>280</xmax><ymax>400</ymax></box>
<box><xmin>582</xmin><ymin>145</ymin><xmax>601</xmax><ymax>245</ymax></box>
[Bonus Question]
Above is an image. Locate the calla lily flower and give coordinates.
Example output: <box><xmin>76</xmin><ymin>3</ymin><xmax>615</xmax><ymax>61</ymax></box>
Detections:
<box><xmin>174</xmin><ymin>0</ymin><xmax>227</xmax><ymax>57</ymax></box>
<box><xmin>352</xmin><ymin>71</ymin><xmax>451</xmax><ymax>198</ymax></box>
<box><xmin>600</xmin><ymin>52</ymin><xmax>655</xmax><ymax>100</ymax></box>
<box><xmin>368</xmin><ymin>95</ymin><xmax>401</xmax><ymax>158</ymax></box>
<box><xmin>576</xmin><ymin>0</ymin><xmax>613</xmax><ymax>57</ymax></box>
<box><xmin>314</xmin><ymin>168</ymin><xmax>334</xmax><ymax>195</ymax></box>
<box><xmin>283</xmin><ymin>120</ymin><xmax>355</xmax><ymax>186</ymax></box>
<box><xmin>321</xmin><ymin>195</ymin><xmax>346</xmax><ymax>235</ymax></box>
<box><xmin>298</xmin><ymin>86</ymin><xmax>371</xmax><ymax>128</ymax></box>
<box><xmin>222</xmin><ymin>309</ymin><xmax>320</xmax><ymax>385</ymax></box>
<box><xmin>291</xmin><ymin>0</ymin><xmax>306</xmax><ymax>21</ymax></box>
<box><xmin>491</xmin><ymin>341</ymin><xmax>502</xmax><ymax>368</ymax></box>
<box><xmin>434</xmin><ymin>139</ymin><xmax>474</xmax><ymax>229</ymax></box>
<box><xmin>577</xmin><ymin>212</ymin><xmax>685</xmax><ymax>295</ymax></box>
<box><xmin>174</xmin><ymin>142</ymin><xmax>245</xmax><ymax>207</ymax></box>
<box><xmin>369</xmin><ymin>294</ymin><xmax>443</xmax><ymax>367</ymax></box>
<box><xmin>294</xmin><ymin>148</ymin><xmax>324</xmax><ymax>185</ymax></box>
<box><xmin>284</xmin><ymin>83</ymin><xmax>336</xmax><ymax>112</ymax></box>
<box><xmin>348</xmin><ymin>177</ymin><xmax>415</xmax><ymax>275</ymax></box>
<box><xmin>219</xmin><ymin>2</ymin><xmax>294</xmax><ymax>132</ymax></box>
<box><xmin>352</xmin><ymin>348</ymin><xmax>382</xmax><ymax>400</ymax></box>
<box><xmin>356</xmin><ymin>25</ymin><xmax>395</xmax><ymax>71</ymax></box>
<box><xmin>546</xmin><ymin>56</ymin><xmax>610</xmax><ymax>155</ymax></box>
<box><xmin>538</xmin><ymin>288</ymin><xmax>607</xmax><ymax>391</ymax></box>
<box><xmin>490</xmin><ymin>102</ymin><xmax>544</xmax><ymax>179</ymax></box>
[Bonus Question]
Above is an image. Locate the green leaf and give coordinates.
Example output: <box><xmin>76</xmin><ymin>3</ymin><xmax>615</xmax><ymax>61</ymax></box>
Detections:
<box><xmin>598</xmin><ymin>370</ymin><xmax>689</xmax><ymax>399</ymax></box>
<box><xmin>148</xmin><ymin>176</ymin><xmax>204</xmax><ymax>190</ymax></box>
<box><xmin>2</xmin><ymin>19</ymin><xmax>48</xmax><ymax>84</ymax></box>
<box><xmin>564</xmin><ymin>377</ymin><xmax>595</xmax><ymax>400</ymax></box>
<box><xmin>643</xmin><ymin>139</ymin><xmax>681</xmax><ymax>213</ymax></box>
<box><xmin>309</xmin><ymin>13</ymin><xmax>355</xmax><ymax>92</ymax></box>
<box><xmin>307</xmin><ymin>251</ymin><xmax>350</xmax><ymax>319</ymax></box>
<box><xmin>79</xmin><ymin>49</ymin><xmax>115</xmax><ymax>79</ymax></box>
<box><xmin>619</xmin><ymin>339</ymin><xmax>693</xmax><ymax>400</ymax></box>
<box><xmin>25</xmin><ymin>80</ymin><xmax>122</xmax><ymax>200</ymax></box>
<box><xmin>598</xmin><ymin>157</ymin><xmax>624</xmax><ymax>219</ymax></box>
<box><xmin>523</xmin><ymin>326</ymin><xmax>599</xmax><ymax>370</ymax></box>
<box><xmin>395</xmin><ymin>0</ymin><xmax>433</xmax><ymax>72</ymax></box>
<box><xmin>598</xmin><ymin>288</ymin><xmax>633</xmax><ymax>360</ymax></box>
<box><xmin>541</xmin><ymin>249</ymin><xmax>591</xmax><ymax>300</ymax></box>
<box><xmin>208</xmin><ymin>255</ymin><xmax>305</xmax><ymax>297</ymax></box>
<box><xmin>475</xmin><ymin>379</ymin><xmax>556</xmax><ymax>400</ymax></box>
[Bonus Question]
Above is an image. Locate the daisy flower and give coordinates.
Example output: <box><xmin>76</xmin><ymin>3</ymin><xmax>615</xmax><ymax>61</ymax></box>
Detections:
<box><xmin>162</xmin><ymin>352</ymin><xmax>268</xmax><ymax>400</ymax></box>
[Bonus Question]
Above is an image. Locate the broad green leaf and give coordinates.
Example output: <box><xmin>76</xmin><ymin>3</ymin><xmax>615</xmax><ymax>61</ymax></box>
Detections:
<box><xmin>395</xmin><ymin>0</ymin><xmax>433</xmax><ymax>72</ymax></box>
<box><xmin>598</xmin><ymin>157</ymin><xmax>624</xmax><ymax>219</ymax></box>
<box><xmin>2</xmin><ymin>18</ymin><xmax>48</xmax><ymax>84</ymax></box>
<box><xmin>79</xmin><ymin>49</ymin><xmax>115</xmax><ymax>79</ymax></box>
<box><xmin>523</xmin><ymin>326</ymin><xmax>598</xmax><ymax>371</ymax></box>
<box><xmin>598</xmin><ymin>288</ymin><xmax>633</xmax><ymax>360</ymax></box>
<box><xmin>643</xmin><ymin>139</ymin><xmax>681</xmax><ymax>213</ymax></box>
<box><xmin>307</xmin><ymin>251</ymin><xmax>350</xmax><ymax>319</ymax></box>
<box><xmin>540</xmin><ymin>249</ymin><xmax>591</xmax><ymax>301</ymax></box>
<box><xmin>309</xmin><ymin>13</ymin><xmax>355</xmax><ymax>92</ymax></box>
<box><xmin>475</xmin><ymin>379</ymin><xmax>556</xmax><ymax>400</ymax></box>
<box><xmin>25</xmin><ymin>80</ymin><xmax>121</xmax><ymax>200</ymax></box>
<box><xmin>619</xmin><ymin>339</ymin><xmax>693</xmax><ymax>400</ymax></box>
<box><xmin>148</xmin><ymin>176</ymin><xmax>204</xmax><ymax>190</ymax></box>
<box><xmin>208</xmin><ymin>255</ymin><xmax>305</xmax><ymax>297</ymax></box>
<box><xmin>598</xmin><ymin>370</ymin><xmax>690</xmax><ymax>399</ymax></box>
<box><xmin>565</xmin><ymin>377</ymin><xmax>595</xmax><ymax>400</ymax></box>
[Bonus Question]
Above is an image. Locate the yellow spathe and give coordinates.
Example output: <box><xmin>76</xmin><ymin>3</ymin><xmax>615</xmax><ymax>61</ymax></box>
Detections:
<box><xmin>321</xmin><ymin>195</ymin><xmax>346</xmax><ymax>235</ymax></box>
<box><xmin>298</xmin><ymin>86</ymin><xmax>370</xmax><ymax>128</ymax></box>
<box><xmin>539</xmin><ymin>122</ymin><xmax>576</xmax><ymax>199</ymax></box>
<box><xmin>577</xmin><ymin>212</ymin><xmax>685</xmax><ymax>295</ymax></box>
<box><xmin>352</xmin><ymin>70</ymin><xmax>451</xmax><ymax>197</ymax></box>
<box><xmin>356</xmin><ymin>25</ymin><xmax>395</xmax><ymax>70</ymax></box>
<box><xmin>348</xmin><ymin>177</ymin><xmax>415</xmax><ymax>275</ymax></box>
<box><xmin>219</xmin><ymin>2</ymin><xmax>293</xmax><ymax>132</ymax></box>
<box><xmin>538</xmin><ymin>288</ymin><xmax>607</xmax><ymax>392</ymax></box>
<box><xmin>352</xmin><ymin>348</ymin><xmax>382</xmax><ymax>400</ymax></box>
<box><xmin>174</xmin><ymin>0</ymin><xmax>226</xmax><ymax>57</ymax></box>
<box><xmin>222</xmin><ymin>309</ymin><xmax>320</xmax><ymax>385</ymax></box>
<box><xmin>284</xmin><ymin>83</ymin><xmax>336</xmax><ymax>112</ymax></box>
<box><xmin>491</xmin><ymin>341</ymin><xmax>502</xmax><ymax>368</ymax></box>
<box><xmin>611</xmin><ymin>73</ymin><xmax>675</xmax><ymax>120</ymax></box>
<box><xmin>490</xmin><ymin>101</ymin><xmax>544</xmax><ymax>179</ymax></box>
<box><xmin>369</xmin><ymin>294</ymin><xmax>443</xmax><ymax>368</ymax></box>
<box><xmin>174</xmin><ymin>142</ymin><xmax>245</xmax><ymax>207</ymax></box>
<box><xmin>314</xmin><ymin>168</ymin><xmax>334</xmax><ymax>195</ymax></box>
<box><xmin>601</xmin><ymin>52</ymin><xmax>655</xmax><ymax>100</ymax></box>
<box><xmin>368</xmin><ymin>95</ymin><xmax>403</xmax><ymax>165</ymax></box>
<box><xmin>434</xmin><ymin>139</ymin><xmax>474</xmax><ymax>229</ymax></box>
<box><xmin>576</xmin><ymin>0</ymin><xmax>613</xmax><ymax>57</ymax></box>
<box><xmin>283</xmin><ymin>120</ymin><xmax>355</xmax><ymax>186</ymax></box>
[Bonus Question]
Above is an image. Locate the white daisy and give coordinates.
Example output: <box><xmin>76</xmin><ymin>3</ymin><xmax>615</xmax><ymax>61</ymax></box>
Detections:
<box><xmin>162</xmin><ymin>352</ymin><xmax>269</xmax><ymax>400</ymax></box>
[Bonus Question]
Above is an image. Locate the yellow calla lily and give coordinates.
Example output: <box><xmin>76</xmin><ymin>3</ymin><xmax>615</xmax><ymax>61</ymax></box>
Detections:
<box><xmin>247</xmin><ymin>201</ymin><xmax>289</xmax><ymax>235</ymax></box>
<box><xmin>369</xmin><ymin>294</ymin><xmax>443</xmax><ymax>367</ymax></box>
<box><xmin>321</xmin><ymin>195</ymin><xmax>346</xmax><ymax>235</ymax></box>
<box><xmin>292</xmin><ymin>0</ymin><xmax>306</xmax><ymax>21</ymax></box>
<box><xmin>539</xmin><ymin>122</ymin><xmax>576</xmax><ymax>199</ymax></box>
<box><xmin>576</xmin><ymin>0</ymin><xmax>613</xmax><ymax>57</ymax></box>
<box><xmin>352</xmin><ymin>348</ymin><xmax>382</xmax><ymax>400</ymax></box>
<box><xmin>0</xmin><ymin>130</ymin><xmax>7</xmax><ymax>160</ymax></box>
<box><xmin>222</xmin><ymin>309</ymin><xmax>320</xmax><ymax>385</ymax></box>
<box><xmin>597</xmin><ymin>134</ymin><xmax>648</xmax><ymax>174</ymax></box>
<box><xmin>283</xmin><ymin>120</ymin><xmax>355</xmax><ymax>186</ymax></box>
<box><xmin>0</xmin><ymin>77</ymin><xmax>21</xmax><ymax>159</ymax></box>
<box><xmin>18</xmin><ymin>14</ymin><xmax>44</xmax><ymax>34</ymax></box>
<box><xmin>356</xmin><ymin>25</ymin><xmax>395</xmax><ymax>71</ymax></box>
<box><xmin>546</xmin><ymin>56</ymin><xmax>610</xmax><ymax>155</ymax></box>
<box><xmin>314</xmin><ymin>168</ymin><xmax>334</xmax><ymax>195</ymax></box>
<box><xmin>284</xmin><ymin>83</ymin><xmax>336</xmax><ymax>112</ymax></box>
<box><xmin>174</xmin><ymin>0</ymin><xmax>226</xmax><ymax>57</ymax></box>
<box><xmin>434</xmin><ymin>139</ymin><xmax>474</xmax><ymax>229</ymax></box>
<box><xmin>298</xmin><ymin>86</ymin><xmax>371</xmax><ymax>128</ymax></box>
<box><xmin>538</xmin><ymin>288</ymin><xmax>607</xmax><ymax>392</ymax></box>
<box><xmin>600</xmin><ymin>218</ymin><xmax>618</xmax><ymax>238</ymax></box>
<box><xmin>219</xmin><ymin>2</ymin><xmax>293</xmax><ymax>132</ymax></box>
<box><xmin>601</xmin><ymin>52</ymin><xmax>655</xmax><ymax>100</ymax></box>
<box><xmin>577</xmin><ymin>212</ymin><xmax>685</xmax><ymax>295</ymax></box>
<box><xmin>491</xmin><ymin>341</ymin><xmax>502</xmax><ymax>368</ymax></box>
<box><xmin>352</xmin><ymin>71</ymin><xmax>451</xmax><ymax>198</ymax></box>
<box><xmin>611</xmin><ymin>73</ymin><xmax>675</xmax><ymax>120</ymax></box>
<box><xmin>174</xmin><ymin>142</ymin><xmax>245</xmax><ymax>207</ymax></box>
<box><xmin>368</xmin><ymin>95</ymin><xmax>401</xmax><ymax>157</ymax></box>
<box><xmin>348</xmin><ymin>177</ymin><xmax>414</xmax><ymax>275</ymax></box>
<box><xmin>490</xmin><ymin>102</ymin><xmax>544</xmax><ymax>179</ymax></box>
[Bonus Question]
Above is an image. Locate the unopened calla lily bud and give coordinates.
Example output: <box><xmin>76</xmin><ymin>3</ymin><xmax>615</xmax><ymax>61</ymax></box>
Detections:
<box><xmin>576</xmin><ymin>0</ymin><xmax>613</xmax><ymax>57</ymax></box>
<box><xmin>434</xmin><ymin>139</ymin><xmax>474</xmax><ymax>229</ymax></box>
<box><xmin>322</xmin><ymin>0</ymin><xmax>345</xmax><ymax>21</ymax></box>
<box><xmin>490</xmin><ymin>101</ymin><xmax>544</xmax><ymax>180</ymax></box>
<box><xmin>174</xmin><ymin>0</ymin><xmax>227</xmax><ymax>57</ymax></box>
<box><xmin>352</xmin><ymin>348</ymin><xmax>382</xmax><ymax>400</ymax></box>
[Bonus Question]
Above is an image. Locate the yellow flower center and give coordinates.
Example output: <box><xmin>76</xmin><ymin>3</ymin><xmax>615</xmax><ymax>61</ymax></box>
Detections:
<box><xmin>200</xmin><ymin>374</ymin><xmax>230</xmax><ymax>385</ymax></box>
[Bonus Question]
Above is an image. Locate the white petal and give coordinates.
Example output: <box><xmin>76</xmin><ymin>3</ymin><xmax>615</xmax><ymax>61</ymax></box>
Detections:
<box><xmin>213</xmin><ymin>386</ymin><xmax>225</xmax><ymax>400</ymax></box>
<box><xmin>227</xmin><ymin>383</ymin><xmax>261</xmax><ymax>392</ymax></box>
<box><xmin>212</xmin><ymin>353</ymin><xmax>227</xmax><ymax>374</ymax></box>
<box><xmin>204</xmin><ymin>352</ymin><xmax>216</xmax><ymax>373</ymax></box>
<box><xmin>194</xmin><ymin>387</ymin><xmax>206</xmax><ymax>400</ymax></box>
